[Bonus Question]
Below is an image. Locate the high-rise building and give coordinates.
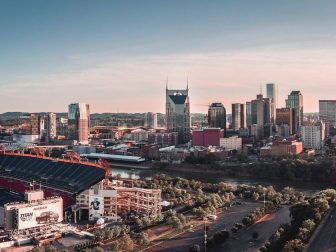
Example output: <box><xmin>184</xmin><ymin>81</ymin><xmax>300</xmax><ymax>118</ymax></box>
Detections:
<box><xmin>46</xmin><ymin>113</ymin><xmax>57</xmax><ymax>143</ymax></box>
<box><xmin>250</xmin><ymin>94</ymin><xmax>271</xmax><ymax>138</ymax></box>
<box><xmin>319</xmin><ymin>100</ymin><xmax>336</xmax><ymax>136</ymax></box>
<box><xmin>68</xmin><ymin>103</ymin><xmax>90</xmax><ymax>144</ymax></box>
<box><xmin>301</xmin><ymin>124</ymin><xmax>323</xmax><ymax>150</ymax></box>
<box><xmin>286</xmin><ymin>91</ymin><xmax>303</xmax><ymax>133</ymax></box>
<box><xmin>276</xmin><ymin>108</ymin><xmax>295</xmax><ymax>135</ymax></box>
<box><xmin>166</xmin><ymin>85</ymin><xmax>191</xmax><ymax>144</ymax></box>
<box><xmin>266</xmin><ymin>83</ymin><xmax>277</xmax><ymax>124</ymax></box>
<box><xmin>208</xmin><ymin>103</ymin><xmax>226</xmax><ymax>132</ymax></box>
<box><xmin>144</xmin><ymin>112</ymin><xmax>158</xmax><ymax>129</ymax></box>
<box><xmin>246</xmin><ymin>101</ymin><xmax>252</xmax><ymax>128</ymax></box>
<box><xmin>231</xmin><ymin>103</ymin><xmax>245</xmax><ymax>131</ymax></box>
<box><xmin>30</xmin><ymin>114</ymin><xmax>39</xmax><ymax>135</ymax></box>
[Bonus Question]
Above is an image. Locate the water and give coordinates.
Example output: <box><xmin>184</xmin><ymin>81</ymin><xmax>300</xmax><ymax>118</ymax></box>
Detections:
<box><xmin>111</xmin><ymin>167</ymin><xmax>328</xmax><ymax>195</ymax></box>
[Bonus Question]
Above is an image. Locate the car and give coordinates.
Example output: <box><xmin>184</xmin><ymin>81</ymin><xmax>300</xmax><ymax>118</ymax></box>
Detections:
<box><xmin>36</xmin><ymin>211</ymin><xmax>59</xmax><ymax>224</ymax></box>
<box><xmin>207</xmin><ymin>215</ymin><xmax>217</xmax><ymax>221</ymax></box>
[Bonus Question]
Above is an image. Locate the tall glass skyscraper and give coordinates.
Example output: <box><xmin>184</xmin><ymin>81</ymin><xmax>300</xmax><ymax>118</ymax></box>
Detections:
<box><xmin>166</xmin><ymin>86</ymin><xmax>190</xmax><ymax>144</ymax></box>
<box><xmin>68</xmin><ymin>103</ymin><xmax>90</xmax><ymax>144</ymax></box>
<box><xmin>266</xmin><ymin>83</ymin><xmax>277</xmax><ymax>124</ymax></box>
<box><xmin>208</xmin><ymin>103</ymin><xmax>226</xmax><ymax>132</ymax></box>
<box><xmin>231</xmin><ymin>103</ymin><xmax>245</xmax><ymax>131</ymax></box>
<box><xmin>286</xmin><ymin>91</ymin><xmax>303</xmax><ymax>134</ymax></box>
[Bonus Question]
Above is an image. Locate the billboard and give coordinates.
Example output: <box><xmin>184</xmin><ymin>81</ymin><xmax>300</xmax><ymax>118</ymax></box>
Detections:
<box><xmin>89</xmin><ymin>195</ymin><xmax>104</xmax><ymax>220</ymax></box>
<box><xmin>16</xmin><ymin>199</ymin><xmax>63</xmax><ymax>230</ymax></box>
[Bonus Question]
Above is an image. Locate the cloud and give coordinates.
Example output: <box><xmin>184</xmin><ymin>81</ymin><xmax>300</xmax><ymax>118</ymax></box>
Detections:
<box><xmin>1</xmin><ymin>46</ymin><xmax>336</xmax><ymax>113</ymax></box>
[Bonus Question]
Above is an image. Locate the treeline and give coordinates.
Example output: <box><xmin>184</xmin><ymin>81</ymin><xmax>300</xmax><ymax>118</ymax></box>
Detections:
<box><xmin>260</xmin><ymin>189</ymin><xmax>336</xmax><ymax>252</ymax></box>
<box><xmin>172</xmin><ymin>158</ymin><xmax>336</xmax><ymax>183</ymax></box>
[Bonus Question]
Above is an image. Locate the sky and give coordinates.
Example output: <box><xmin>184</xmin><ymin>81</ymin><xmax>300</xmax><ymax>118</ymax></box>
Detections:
<box><xmin>1</xmin><ymin>0</ymin><xmax>336</xmax><ymax>113</ymax></box>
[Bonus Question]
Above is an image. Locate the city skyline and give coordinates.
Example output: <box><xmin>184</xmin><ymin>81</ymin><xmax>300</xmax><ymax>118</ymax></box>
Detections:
<box><xmin>1</xmin><ymin>0</ymin><xmax>336</xmax><ymax>113</ymax></box>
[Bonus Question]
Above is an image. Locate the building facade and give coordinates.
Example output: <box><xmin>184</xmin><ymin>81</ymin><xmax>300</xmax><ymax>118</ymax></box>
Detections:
<box><xmin>192</xmin><ymin>128</ymin><xmax>224</xmax><ymax>147</ymax></box>
<box><xmin>144</xmin><ymin>112</ymin><xmax>158</xmax><ymax>129</ymax></box>
<box><xmin>276</xmin><ymin>108</ymin><xmax>295</xmax><ymax>135</ymax></box>
<box><xmin>231</xmin><ymin>103</ymin><xmax>245</xmax><ymax>131</ymax></box>
<box><xmin>46</xmin><ymin>113</ymin><xmax>57</xmax><ymax>143</ymax></box>
<box><xmin>286</xmin><ymin>91</ymin><xmax>303</xmax><ymax>133</ymax></box>
<box><xmin>68</xmin><ymin>103</ymin><xmax>90</xmax><ymax>144</ymax></box>
<box><xmin>266</xmin><ymin>83</ymin><xmax>277</xmax><ymax>124</ymax></box>
<box><xmin>208</xmin><ymin>103</ymin><xmax>226</xmax><ymax>132</ymax></box>
<box><xmin>219</xmin><ymin>136</ymin><xmax>242</xmax><ymax>152</ymax></box>
<box><xmin>166</xmin><ymin>86</ymin><xmax>191</xmax><ymax>144</ymax></box>
<box><xmin>301</xmin><ymin>124</ymin><xmax>323</xmax><ymax>150</ymax></box>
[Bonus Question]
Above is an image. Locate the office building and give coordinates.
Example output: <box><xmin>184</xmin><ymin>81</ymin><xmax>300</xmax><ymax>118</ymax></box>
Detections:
<box><xmin>301</xmin><ymin>124</ymin><xmax>323</xmax><ymax>150</ymax></box>
<box><xmin>46</xmin><ymin>113</ymin><xmax>57</xmax><ymax>143</ymax></box>
<box><xmin>192</xmin><ymin>128</ymin><xmax>224</xmax><ymax>147</ymax></box>
<box><xmin>319</xmin><ymin>100</ymin><xmax>336</xmax><ymax>136</ymax></box>
<box><xmin>144</xmin><ymin>112</ymin><xmax>158</xmax><ymax>129</ymax></box>
<box><xmin>286</xmin><ymin>91</ymin><xmax>303</xmax><ymax>133</ymax></box>
<box><xmin>166</xmin><ymin>85</ymin><xmax>191</xmax><ymax>144</ymax></box>
<box><xmin>246</xmin><ymin>101</ymin><xmax>252</xmax><ymax>128</ymax></box>
<box><xmin>232</xmin><ymin>103</ymin><xmax>245</xmax><ymax>131</ymax></box>
<box><xmin>219</xmin><ymin>136</ymin><xmax>242</xmax><ymax>152</ymax></box>
<box><xmin>276</xmin><ymin>108</ymin><xmax>295</xmax><ymax>135</ymax></box>
<box><xmin>148</xmin><ymin>131</ymin><xmax>179</xmax><ymax>146</ymax></box>
<box><xmin>266</xmin><ymin>83</ymin><xmax>277</xmax><ymax>124</ymax></box>
<box><xmin>68</xmin><ymin>103</ymin><xmax>90</xmax><ymax>144</ymax></box>
<box><xmin>250</xmin><ymin>94</ymin><xmax>271</xmax><ymax>138</ymax></box>
<box><xmin>208</xmin><ymin>103</ymin><xmax>226</xmax><ymax>132</ymax></box>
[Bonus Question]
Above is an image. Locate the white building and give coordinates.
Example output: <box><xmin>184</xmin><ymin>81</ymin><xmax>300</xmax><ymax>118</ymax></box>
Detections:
<box><xmin>131</xmin><ymin>129</ymin><xmax>148</xmax><ymax>142</ymax></box>
<box><xmin>301</xmin><ymin>125</ymin><xmax>323</xmax><ymax>150</ymax></box>
<box><xmin>220</xmin><ymin>136</ymin><xmax>242</xmax><ymax>152</ymax></box>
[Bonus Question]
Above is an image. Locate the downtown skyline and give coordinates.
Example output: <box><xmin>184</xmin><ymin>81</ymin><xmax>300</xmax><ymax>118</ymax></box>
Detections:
<box><xmin>1</xmin><ymin>0</ymin><xmax>336</xmax><ymax>113</ymax></box>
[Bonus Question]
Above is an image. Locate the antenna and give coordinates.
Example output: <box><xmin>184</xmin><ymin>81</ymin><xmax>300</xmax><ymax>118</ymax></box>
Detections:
<box><xmin>166</xmin><ymin>77</ymin><xmax>168</xmax><ymax>90</ymax></box>
<box><xmin>260</xmin><ymin>84</ymin><xmax>262</xmax><ymax>95</ymax></box>
<box><xmin>187</xmin><ymin>77</ymin><xmax>189</xmax><ymax>90</ymax></box>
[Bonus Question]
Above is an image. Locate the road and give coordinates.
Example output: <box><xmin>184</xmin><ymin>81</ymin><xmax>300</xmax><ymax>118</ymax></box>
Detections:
<box><xmin>214</xmin><ymin>205</ymin><xmax>290</xmax><ymax>252</ymax></box>
<box><xmin>143</xmin><ymin>201</ymin><xmax>262</xmax><ymax>252</ymax></box>
<box><xmin>305</xmin><ymin>206</ymin><xmax>336</xmax><ymax>252</ymax></box>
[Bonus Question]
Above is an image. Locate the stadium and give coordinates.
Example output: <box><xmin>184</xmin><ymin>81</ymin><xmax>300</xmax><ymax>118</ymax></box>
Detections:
<box><xmin>0</xmin><ymin>148</ymin><xmax>109</xmax><ymax>209</ymax></box>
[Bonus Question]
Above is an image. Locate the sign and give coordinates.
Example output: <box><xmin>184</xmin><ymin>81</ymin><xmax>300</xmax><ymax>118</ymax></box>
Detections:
<box><xmin>89</xmin><ymin>195</ymin><xmax>104</xmax><ymax>220</ymax></box>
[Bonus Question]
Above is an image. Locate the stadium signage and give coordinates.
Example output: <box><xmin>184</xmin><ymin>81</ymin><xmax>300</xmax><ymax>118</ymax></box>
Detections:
<box><xmin>20</xmin><ymin>212</ymin><xmax>33</xmax><ymax>222</ymax></box>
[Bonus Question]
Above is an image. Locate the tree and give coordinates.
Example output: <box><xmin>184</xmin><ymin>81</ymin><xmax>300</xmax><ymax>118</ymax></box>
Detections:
<box><xmin>189</xmin><ymin>244</ymin><xmax>201</xmax><ymax>252</ymax></box>
<box><xmin>283</xmin><ymin>239</ymin><xmax>304</xmax><ymax>252</ymax></box>
<box><xmin>119</xmin><ymin>235</ymin><xmax>134</xmax><ymax>251</ymax></box>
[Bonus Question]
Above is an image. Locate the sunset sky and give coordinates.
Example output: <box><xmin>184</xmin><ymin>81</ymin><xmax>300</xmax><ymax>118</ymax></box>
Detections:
<box><xmin>1</xmin><ymin>0</ymin><xmax>336</xmax><ymax>113</ymax></box>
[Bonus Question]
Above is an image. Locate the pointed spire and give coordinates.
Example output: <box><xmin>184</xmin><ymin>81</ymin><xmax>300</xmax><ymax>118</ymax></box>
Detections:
<box><xmin>187</xmin><ymin>77</ymin><xmax>189</xmax><ymax>90</ymax></box>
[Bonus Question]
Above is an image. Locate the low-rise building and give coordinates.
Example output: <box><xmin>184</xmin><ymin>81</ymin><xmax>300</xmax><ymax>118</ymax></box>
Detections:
<box><xmin>219</xmin><ymin>136</ymin><xmax>242</xmax><ymax>152</ymax></box>
<box><xmin>192</xmin><ymin>128</ymin><xmax>224</xmax><ymax>147</ymax></box>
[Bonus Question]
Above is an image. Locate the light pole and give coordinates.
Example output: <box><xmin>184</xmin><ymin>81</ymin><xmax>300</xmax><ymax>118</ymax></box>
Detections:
<box><xmin>263</xmin><ymin>188</ymin><xmax>266</xmax><ymax>208</ymax></box>
<box><xmin>204</xmin><ymin>219</ymin><xmax>207</xmax><ymax>252</ymax></box>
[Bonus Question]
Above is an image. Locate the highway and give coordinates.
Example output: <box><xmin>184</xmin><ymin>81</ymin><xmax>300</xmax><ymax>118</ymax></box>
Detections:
<box><xmin>305</xmin><ymin>206</ymin><xmax>336</xmax><ymax>252</ymax></box>
<box><xmin>143</xmin><ymin>201</ymin><xmax>262</xmax><ymax>252</ymax></box>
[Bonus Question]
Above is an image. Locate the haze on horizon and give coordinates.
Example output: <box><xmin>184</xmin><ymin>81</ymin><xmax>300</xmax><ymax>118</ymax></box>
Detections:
<box><xmin>1</xmin><ymin>0</ymin><xmax>336</xmax><ymax>114</ymax></box>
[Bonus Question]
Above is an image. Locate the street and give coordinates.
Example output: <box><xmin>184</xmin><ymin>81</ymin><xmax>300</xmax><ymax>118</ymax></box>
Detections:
<box><xmin>305</xmin><ymin>206</ymin><xmax>336</xmax><ymax>252</ymax></box>
<box><xmin>143</xmin><ymin>201</ymin><xmax>262</xmax><ymax>252</ymax></box>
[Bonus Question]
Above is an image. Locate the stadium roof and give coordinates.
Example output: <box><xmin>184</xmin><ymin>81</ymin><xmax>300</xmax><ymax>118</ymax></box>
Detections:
<box><xmin>82</xmin><ymin>153</ymin><xmax>145</xmax><ymax>163</ymax></box>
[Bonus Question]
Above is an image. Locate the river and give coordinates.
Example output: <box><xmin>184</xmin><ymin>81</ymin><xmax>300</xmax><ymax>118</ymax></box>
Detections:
<box><xmin>111</xmin><ymin>167</ymin><xmax>329</xmax><ymax>195</ymax></box>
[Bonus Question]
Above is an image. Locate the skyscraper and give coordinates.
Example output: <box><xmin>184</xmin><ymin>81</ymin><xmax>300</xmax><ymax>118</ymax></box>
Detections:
<box><xmin>286</xmin><ymin>91</ymin><xmax>303</xmax><ymax>133</ymax></box>
<box><xmin>266</xmin><ymin>83</ymin><xmax>277</xmax><ymax>124</ymax></box>
<box><xmin>231</xmin><ymin>103</ymin><xmax>245</xmax><ymax>131</ymax></box>
<box><xmin>166</xmin><ymin>85</ymin><xmax>191</xmax><ymax>144</ymax></box>
<box><xmin>246</xmin><ymin>101</ymin><xmax>252</xmax><ymax>128</ymax></box>
<box><xmin>46</xmin><ymin>112</ymin><xmax>57</xmax><ymax>143</ymax></box>
<box><xmin>276</xmin><ymin>108</ymin><xmax>295</xmax><ymax>135</ymax></box>
<box><xmin>68</xmin><ymin>103</ymin><xmax>90</xmax><ymax>144</ymax></box>
<box><xmin>250</xmin><ymin>94</ymin><xmax>271</xmax><ymax>138</ymax></box>
<box><xmin>319</xmin><ymin>100</ymin><xmax>336</xmax><ymax>127</ymax></box>
<box><xmin>144</xmin><ymin>112</ymin><xmax>158</xmax><ymax>129</ymax></box>
<box><xmin>208</xmin><ymin>103</ymin><xmax>226</xmax><ymax>131</ymax></box>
